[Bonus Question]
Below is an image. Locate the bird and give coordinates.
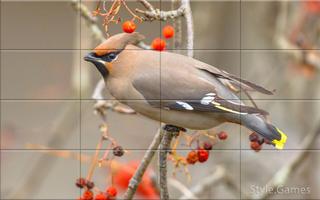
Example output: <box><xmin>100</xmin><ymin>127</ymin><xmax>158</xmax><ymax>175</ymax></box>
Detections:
<box><xmin>84</xmin><ymin>32</ymin><xmax>287</xmax><ymax>150</ymax></box>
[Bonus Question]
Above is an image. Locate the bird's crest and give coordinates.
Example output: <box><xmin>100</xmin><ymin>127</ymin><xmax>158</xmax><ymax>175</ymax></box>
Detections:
<box><xmin>94</xmin><ymin>32</ymin><xmax>145</xmax><ymax>56</ymax></box>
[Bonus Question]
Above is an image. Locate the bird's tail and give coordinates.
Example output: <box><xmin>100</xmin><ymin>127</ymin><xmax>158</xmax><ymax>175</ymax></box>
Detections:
<box><xmin>241</xmin><ymin>115</ymin><xmax>287</xmax><ymax>150</ymax></box>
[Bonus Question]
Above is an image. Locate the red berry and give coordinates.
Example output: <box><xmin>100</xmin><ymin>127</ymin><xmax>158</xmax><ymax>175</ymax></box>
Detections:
<box><xmin>249</xmin><ymin>132</ymin><xmax>259</xmax><ymax>142</ymax></box>
<box><xmin>122</xmin><ymin>21</ymin><xmax>136</xmax><ymax>33</ymax></box>
<box><xmin>197</xmin><ymin>148</ymin><xmax>209</xmax><ymax>163</ymax></box>
<box><xmin>113</xmin><ymin>146</ymin><xmax>125</xmax><ymax>157</ymax></box>
<box><xmin>264</xmin><ymin>138</ymin><xmax>271</xmax><ymax>145</ymax></box>
<box><xmin>151</xmin><ymin>38</ymin><xmax>166</xmax><ymax>51</ymax></box>
<box><xmin>218</xmin><ymin>131</ymin><xmax>228</xmax><ymax>140</ymax></box>
<box><xmin>106</xmin><ymin>186</ymin><xmax>117</xmax><ymax>197</ymax></box>
<box><xmin>258</xmin><ymin>138</ymin><xmax>264</xmax><ymax>145</ymax></box>
<box><xmin>250</xmin><ymin>141</ymin><xmax>262</xmax><ymax>152</ymax></box>
<box><xmin>86</xmin><ymin>181</ymin><xmax>95</xmax><ymax>190</ymax></box>
<box><xmin>82</xmin><ymin>190</ymin><xmax>94</xmax><ymax>200</ymax></box>
<box><xmin>76</xmin><ymin>178</ymin><xmax>87</xmax><ymax>188</ymax></box>
<box><xmin>186</xmin><ymin>150</ymin><xmax>198</xmax><ymax>164</ymax></box>
<box><xmin>203</xmin><ymin>141</ymin><xmax>213</xmax><ymax>150</ymax></box>
<box><xmin>95</xmin><ymin>193</ymin><xmax>107</xmax><ymax>200</ymax></box>
<box><xmin>162</xmin><ymin>25</ymin><xmax>174</xmax><ymax>38</ymax></box>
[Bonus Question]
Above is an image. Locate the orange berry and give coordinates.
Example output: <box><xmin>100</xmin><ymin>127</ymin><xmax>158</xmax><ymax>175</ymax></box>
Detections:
<box><xmin>82</xmin><ymin>190</ymin><xmax>94</xmax><ymax>200</ymax></box>
<box><xmin>95</xmin><ymin>193</ymin><xmax>107</xmax><ymax>200</ymax></box>
<box><xmin>122</xmin><ymin>21</ymin><xmax>136</xmax><ymax>33</ymax></box>
<box><xmin>218</xmin><ymin>131</ymin><xmax>228</xmax><ymax>140</ymax></box>
<box><xmin>304</xmin><ymin>1</ymin><xmax>320</xmax><ymax>14</ymax></box>
<box><xmin>197</xmin><ymin>148</ymin><xmax>209</xmax><ymax>163</ymax></box>
<box><xmin>162</xmin><ymin>25</ymin><xmax>174</xmax><ymax>38</ymax></box>
<box><xmin>250</xmin><ymin>141</ymin><xmax>262</xmax><ymax>152</ymax></box>
<box><xmin>106</xmin><ymin>186</ymin><xmax>117</xmax><ymax>197</ymax></box>
<box><xmin>186</xmin><ymin>150</ymin><xmax>198</xmax><ymax>164</ymax></box>
<box><xmin>151</xmin><ymin>38</ymin><xmax>166</xmax><ymax>51</ymax></box>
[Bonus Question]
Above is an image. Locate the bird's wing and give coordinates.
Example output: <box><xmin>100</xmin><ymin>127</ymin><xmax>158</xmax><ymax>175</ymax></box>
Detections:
<box><xmin>193</xmin><ymin>61</ymin><xmax>274</xmax><ymax>95</ymax></box>
<box><xmin>161</xmin><ymin>94</ymin><xmax>268</xmax><ymax>115</ymax></box>
<box><xmin>132</xmin><ymin>62</ymin><xmax>268</xmax><ymax>116</ymax></box>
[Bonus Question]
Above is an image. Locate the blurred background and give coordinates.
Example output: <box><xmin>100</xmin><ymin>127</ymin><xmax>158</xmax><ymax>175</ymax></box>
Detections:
<box><xmin>1</xmin><ymin>0</ymin><xmax>320</xmax><ymax>199</ymax></box>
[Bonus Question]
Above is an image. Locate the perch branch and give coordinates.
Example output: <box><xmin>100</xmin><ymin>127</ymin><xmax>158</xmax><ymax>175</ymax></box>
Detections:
<box><xmin>123</xmin><ymin>128</ymin><xmax>164</xmax><ymax>200</ymax></box>
<box><xmin>158</xmin><ymin>129</ymin><xmax>179</xmax><ymax>200</ymax></box>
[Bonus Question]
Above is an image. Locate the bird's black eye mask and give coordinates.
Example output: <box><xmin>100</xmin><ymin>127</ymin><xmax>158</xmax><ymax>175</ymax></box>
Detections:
<box><xmin>84</xmin><ymin>51</ymin><xmax>121</xmax><ymax>78</ymax></box>
<box><xmin>98</xmin><ymin>51</ymin><xmax>121</xmax><ymax>62</ymax></box>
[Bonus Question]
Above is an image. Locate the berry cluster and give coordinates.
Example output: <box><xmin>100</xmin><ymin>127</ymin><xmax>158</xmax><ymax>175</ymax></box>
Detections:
<box><xmin>185</xmin><ymin>131</ymin><xmax>229</xmax><ymax>165</ymax></box>
<box><xmin>249</xmin><ymin>132</ymin><xmax>271</xmax><ymax>152</ymax></box>
<box><xmin>186</xmin><ymin>146</ymin><xmax>210</xmax><ymax>165</ymax></box>
<box><xmin>151</xmin><ymin>25</ymin><xmax>175</xmax><ymax>51</ymax></box>
<box><xmin>77</xmin><ymin>178</ymin><xmax>118</xmax><ymax>200</ymax></box>
<box><xmin>122</xmin><ymin>20</ymin><xmax>174</xmax><ymax>51</ymax></box>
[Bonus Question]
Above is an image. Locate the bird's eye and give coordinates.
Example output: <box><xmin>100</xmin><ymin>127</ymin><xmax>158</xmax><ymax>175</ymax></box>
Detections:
<box><xmin>101</xmin><ymin>52</ymin><xmax>118</xmax><ymax>62</ymax></box>
<box><xmin>108</xmin><ymin>53</ymin><xmax>117</xmax><ymax>60</ymax></box>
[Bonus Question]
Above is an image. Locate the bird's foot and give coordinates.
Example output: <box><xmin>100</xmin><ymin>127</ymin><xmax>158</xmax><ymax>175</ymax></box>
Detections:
<box><xmin>163</xmin><ymin>124</ymin><xmax>186</xmax><ymax>133</ymax></box>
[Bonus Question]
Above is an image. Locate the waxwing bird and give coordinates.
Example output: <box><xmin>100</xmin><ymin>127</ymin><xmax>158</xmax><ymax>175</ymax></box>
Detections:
<box><xmin>84</xmin><ymin>33</ymin><xmax>287</xmax><ymax>149</ymax></box>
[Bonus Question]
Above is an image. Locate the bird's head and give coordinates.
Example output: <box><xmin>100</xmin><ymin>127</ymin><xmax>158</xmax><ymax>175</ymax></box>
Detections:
<box><xmin>84</xmin><ymin>32</ymin><xmax>145</xmax><ymax>77</ymax></box>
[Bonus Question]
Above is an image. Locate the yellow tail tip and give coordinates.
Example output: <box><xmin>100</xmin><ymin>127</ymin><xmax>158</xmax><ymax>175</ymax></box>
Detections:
<box><xmin>272</xmin><ymin>128</ymin><xmax>287</xmax><ymax>150</ymax></box>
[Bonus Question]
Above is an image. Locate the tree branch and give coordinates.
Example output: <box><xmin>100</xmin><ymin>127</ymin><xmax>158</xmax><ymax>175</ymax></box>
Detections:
<box><xmin>181</xmin><ymin>0</ymin><xmax>194</xmax><ymax>57</ymax></box>
<box><xmin>136</xmin><ymin>0</ymin><xmax>185</xmax><ymax>21</ymax></box>
<box><xmin>123</xmin><ymin>128</ymin><xmax>164</xmax><ymax>200</ymax></box>
<box><xmin>158</xmin><ymin>129</ymin><xmax>179</xmax><ymax>200</ymax></box>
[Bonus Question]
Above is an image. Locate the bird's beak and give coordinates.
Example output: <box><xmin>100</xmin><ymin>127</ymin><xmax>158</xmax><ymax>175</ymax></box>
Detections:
<box><xmin>84</xmin><ymin>52</ymin><xmax>109</xmax><ymax>77</ymax></box>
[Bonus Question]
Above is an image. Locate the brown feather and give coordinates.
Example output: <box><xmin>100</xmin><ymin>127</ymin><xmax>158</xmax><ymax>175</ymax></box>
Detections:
<box><xmin>94</xmin><ymin>32</ymin><xmax>145</xmax><ymax>56</ymax></box>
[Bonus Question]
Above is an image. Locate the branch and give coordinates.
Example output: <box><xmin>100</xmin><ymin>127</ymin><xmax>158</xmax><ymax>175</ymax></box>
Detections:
<box><xmin>71</xmin><ymin>0</ymin><xmax>104</xmax><ymax>43</ymax></box>
<box><xmin>158</xmin><ymin>129</ymin><xmax>179</xmax><ymax>199</ymax></box>
<box><xmin>169</xmin><ymin>178</ymin><xmax>199</xmax><ymax>199</ymax></box>
<box><xmin>136</xmin><ymin>0</ymin><xmax>194</xmax><ymax>57</ymax></box>
<box><xmin>123</xmin><ymin>128</ymin><xmax>164</xmax><ymax>200</ymax></box>
<box><xmin>254</xmin><ymin>122</ymin><xmax>320</xmax><ymax>199</ymax></box>
<box><xmin>179</xmin><ymin>166</ymin><xmax>226</xmax><ymax>199</ymax></box>
<box><xmin>136</xmin><ymin>0</ymin><xmax>185</xmax><ymax>21</ymax></box>
<box><xmin>181</xmin><ymin>0</ymin><xmax>194</xmax><ymax>57</ymax></box>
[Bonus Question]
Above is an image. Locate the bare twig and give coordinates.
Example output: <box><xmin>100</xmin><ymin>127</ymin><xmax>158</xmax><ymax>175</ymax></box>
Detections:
<box><xmin>136</xmin><ymin>0</ymin><xmax>185</xmax><ymax>21</ymax></box>
<box><xmin>254</xmin><ymin>122</ymin><xmax>320</xmax><ymax>199</ymax></box>
<box><xmin>169</xmin><ymin>178</ymin><xmax>199</xmax><ymax>199</ymax></box>
<box><xmin>123</xmin><ymin>128</ymin><xmax>164</xmax><ymax>200</ymax></box>
<box><xmin>178</xmin><ymin>166</ymin><xmax>226</xmax><ymax>199</ymax></box>
<box><xmin>275</xmin><ymin>1</ymin><xmax>320</xmax><ymax>70</ymax></box>
<box><xmin>71</xmin><ymin>0</ymin><xmax>104</xmax><ymax>43</ymax></box>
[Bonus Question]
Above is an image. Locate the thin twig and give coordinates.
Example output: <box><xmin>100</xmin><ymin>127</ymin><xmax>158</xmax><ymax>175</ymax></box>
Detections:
<box><xmin>123</xmin><ymin>128</ymin><xmax>164</xmax><ymax>200</ymax></box>
<box><xmin>179</xmin><ymin>166</ymin><xmax>225</xmax><ymax>199</ymax></box>
<box><xmin>169</xmin><ymin>178</ymin><xmax>199</xmax><ymax>199</ymax></box>
<box><xmin>254</xmin><ymin>122</ymin><xmax>320</xmax><ymax>199</ymax></box>
<box><xmin>158</xmin><ymin>129</ymin><xmax>180</xmax><ymax>200</ymax></box>
<box><xmin>71</xmin><ymin>0</ymin><xmax>104</xmax><ymax>43</ymax></box>
<box><xmin>136</xmin><ymin>0</ymin><xmax>185</xmax><ymax>21</ymax></box>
